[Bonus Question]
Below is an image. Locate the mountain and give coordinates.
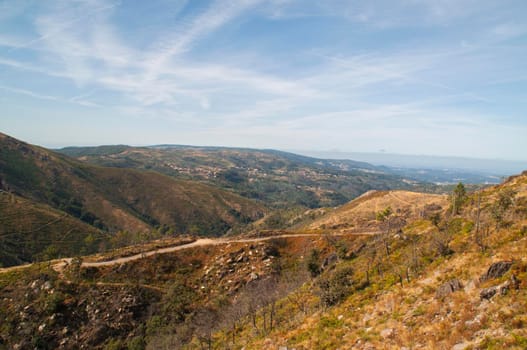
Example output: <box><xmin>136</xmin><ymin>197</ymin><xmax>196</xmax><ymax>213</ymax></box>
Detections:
<box><xmin>1</xmin><ymin>169</ymin><xmax>525</xmax><ymax>348</ymax></box>
<box><xmin>0</xmin><ymin>132</ymin><xmax>265</xmax><ymax>265</ymax></box>
<box><xmin>57</xmin><ymin>144</ymin><xmax>433</xmax><ymax>209</ymax></box>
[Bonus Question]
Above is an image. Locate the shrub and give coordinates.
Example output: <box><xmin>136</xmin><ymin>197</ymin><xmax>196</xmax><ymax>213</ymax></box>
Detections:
<box><xmin>127</xmin><ymin>336</ymin><xmax>146</xmax><ymax>350</ymax></box>
<box><xmin>317</xmin><ymin>266</ymin><xmax>354</xmax><ymax>307</ymax></box>
<box><xmin>307</xmin><ymin>249</ymin><xmax>321</xmax><ymax>277</ymax></box>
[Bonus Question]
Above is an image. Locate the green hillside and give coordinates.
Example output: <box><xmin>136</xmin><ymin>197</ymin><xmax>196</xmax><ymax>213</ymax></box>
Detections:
<box><xmin>1</xmin><ymin>172</ymin><xmax>526</xmax><ymax>349</ymax></box>
<box><xmin>0</xmin><ymin>191</ymin><xmax>107</xmax><ymax>267</ymax></box>
<box><xmin>0</xmin><ymin>133</ymin><xmax>266</xmax><ymax>266</ymax></box>
<box><xmin>58</xmin><ymin>144</ymin><xmax>430</xmax><ymax>209</ymax></box>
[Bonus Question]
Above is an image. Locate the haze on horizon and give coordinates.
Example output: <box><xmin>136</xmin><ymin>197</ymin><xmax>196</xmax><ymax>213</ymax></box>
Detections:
<box><xmin>1</xmin><ymin>0</ymin><xmax>526</xmax><ymax>161</ymax></box>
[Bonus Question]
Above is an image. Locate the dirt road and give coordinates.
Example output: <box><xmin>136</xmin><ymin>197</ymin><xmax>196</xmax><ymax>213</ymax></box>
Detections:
<box><xmin>0</xmin><ymin>232</ymin><xmax>378</xmax><ymax>274</ymax></box>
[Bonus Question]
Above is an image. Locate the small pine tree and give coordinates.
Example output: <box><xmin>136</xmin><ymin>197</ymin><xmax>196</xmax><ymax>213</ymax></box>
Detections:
<box><xmin>307</xmin><ymin>249</ymin><xmax>321</xmax><ymax>277</ymax></box>
<box><xmin>451</xmin><ymin>182</ymin><xmax>467</xmax><ymax>215</ymax></box>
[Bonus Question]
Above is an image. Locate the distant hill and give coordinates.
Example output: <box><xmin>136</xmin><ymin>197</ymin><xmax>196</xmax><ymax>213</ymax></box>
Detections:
<box><xmin>0</xmin><ymin>133</ymin><xmax>266</xmax><ymax>265</ymax></box>
<box><xmin>58</xmin><ymin>144</ymin><xmax>432</xmax><ymax>209</ymax></box>
<box><xmin>297</xmin><ymin>150</ymin><xmax>527</xmax><ymax>183</ymax></box>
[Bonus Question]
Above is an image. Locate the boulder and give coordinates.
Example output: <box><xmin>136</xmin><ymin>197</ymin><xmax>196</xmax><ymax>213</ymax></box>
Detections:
<box><xmin>480</xmin><ymin>274</ymin><xmax>520</xmax><ymax>300</ymax></box>
<box><xmin>322</xmin><ymin>253</ymin><xmax>338</xmax><ymax>269</ymax></box>
<box><xmin>435</xmin><ymin>279</ymin><xmax>463</xmax><ymax>299</ymax></box>
<box><xmin>479</xmin><ymin>261</ymin><xmax>513</xmax><ymax>282</ymax></box>
<box><xmin>480</xmin><ymin>287</ymin><xmax>497</xmax><ymax>300</ymax></box>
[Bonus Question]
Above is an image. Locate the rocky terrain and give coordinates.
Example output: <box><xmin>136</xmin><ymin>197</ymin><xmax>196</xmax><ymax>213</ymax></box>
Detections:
<box><xmin>0</xmin><ymin>171</ymin><xmax>526</xmax><ymax>349</ymax></box>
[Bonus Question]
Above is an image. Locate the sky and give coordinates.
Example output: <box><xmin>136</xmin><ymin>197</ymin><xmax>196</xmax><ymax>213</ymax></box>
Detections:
<box><xmin>0</xmin><ymin>0</ymin><xmax>526</xmax><ymax>160</ymax></box>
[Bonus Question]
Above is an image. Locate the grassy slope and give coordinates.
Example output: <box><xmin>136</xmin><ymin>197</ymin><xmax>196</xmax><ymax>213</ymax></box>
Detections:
<box><xmin>0</xmin><ymin>132</ymin><xmax>266</xmax><ymax>265</ymax></box>
<box><xmin>304</xmin><ymin>190</ymin><xmax>448</xmax><ymax>233</ymax></box>
<box><xmin>0</xmin><ymin>172</ymin><xmax>526</xmax><ymax>349</ymax></box>
<box><xmin>0</xmin><ymin>191</ymin><xmax>107</xmax><ymax>267</ymax></box>
<box><xmin>228</xmin><ymin>172</ymin><xmax>527</xmax><ymax>349</ymax></box>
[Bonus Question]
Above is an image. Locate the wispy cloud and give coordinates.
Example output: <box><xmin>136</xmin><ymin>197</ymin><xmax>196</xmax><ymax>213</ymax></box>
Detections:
<box><xmin>8</xmin><ymin>1</ymin><xmax>120</xmax><ymax>53</ymax></box>
<box><xmin>143</xmin><ymin>0</ymin><xmax>263</xmax><ymax>79</ymax></box>
<box><xmin>0</xmin><ymin>85</ymin><xmax>100</xmax><ymax>107</ymax></box>
<box><xmin>0</xmin><ymin>0</ymin><xmax>526</xmax><ymax>159</ymax></box>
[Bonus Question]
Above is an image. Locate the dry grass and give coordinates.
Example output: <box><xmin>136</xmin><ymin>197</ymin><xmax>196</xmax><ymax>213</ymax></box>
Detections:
<box><xmin>305</xmin><ymin>190</ymin><xmax>448</xmax><ymax>233</ymax></box>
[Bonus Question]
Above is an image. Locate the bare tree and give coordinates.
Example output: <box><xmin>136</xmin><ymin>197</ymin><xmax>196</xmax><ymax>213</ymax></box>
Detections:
<box><xmin>377</xmin><ymin>213</ymin><xmax>406</xmax><ymax>257</ymax></box>
<box><xmin>193</xmin><ymin>306</ymin><xmax>220</xmax><ymax>350</ymax></box>
<box><xmin>220</xmin><ymin>297</ymin><xmax>247</xmax><ymax>345</ymax></box>
<box><xmin>400</xmin><ymin>234</ymin><xmax>421</xmax><ymax>284</ymax></box>
<box><xmin>431</xmin><ymin>219</ymin><xmax>460</xmax><ymax>256</ymax></box>
<box><xmin>364</xmin><ymin>242</ymin><xmax>378</xmax><ymax>285</ymax></box>
<box><xmin>283</xmin><ymin>268</ymin><xmax>312</xmax><ymax>316</ymax></box>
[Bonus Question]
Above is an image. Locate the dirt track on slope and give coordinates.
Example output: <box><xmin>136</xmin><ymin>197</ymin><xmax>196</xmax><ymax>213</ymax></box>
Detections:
<box><xmin>0</xmin><ymin>232</ymin><xmax>378</xmax><ymax>274</ymax></box>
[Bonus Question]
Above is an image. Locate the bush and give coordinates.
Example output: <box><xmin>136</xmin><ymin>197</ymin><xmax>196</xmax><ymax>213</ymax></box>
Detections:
<box><xmin>44</xmin><ymin>292</ymin><xmax>64</xmax><ymax>315</ymax></box>
<box><xmin>146</xmin><ymin>315</ymin><xmax>163</xmax><ymax>336</ymax></box>
<box><xmin>127</xmin><ymin>336</ymin><xmax>145</xmax><ymax>350</ymax></box>
<box><xmin>307</xmin><ymin>249</ymin><xmax>321</xmax><ymax>277</ymax></box>
<box><xmin>317</xmin><ymin>266</ymin><xmax>354</xmax><ymax>307</ymax></box>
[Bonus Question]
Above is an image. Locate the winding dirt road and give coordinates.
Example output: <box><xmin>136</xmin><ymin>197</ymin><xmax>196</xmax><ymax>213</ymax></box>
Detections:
<box><xmin>0</xmin><ymin>232</ymin><xmax>378</xmax><ymax>274</ymax></box>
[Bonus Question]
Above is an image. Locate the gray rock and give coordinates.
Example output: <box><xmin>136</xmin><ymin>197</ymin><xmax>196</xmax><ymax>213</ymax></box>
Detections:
<box><xmin>322</xmin><ymin>253</ymin><xmax>338</xmax><ymax>269</ymax></box>
<box><xmin>480</xmin><ymin>287</ymin><xmax>497</xmax><ymax>300</ymax></box>
<box><xmin>480</xmin><ymin>261</ymin><xmax>513</xmax><ymax>282</ymax></box>
<box><xmin>452</xmin><ymin>343</ymin><xmax>469</xmax><ymax>350</ymax></box>
<box><xmin>436</xmin><ymin>279</ymin><xmax>463</xmax><ymax>299</ymax></box>
<box><xmin>480</xmin><ymin>274</ymin><xmax>520</xmax><ymax>300</ymax></box>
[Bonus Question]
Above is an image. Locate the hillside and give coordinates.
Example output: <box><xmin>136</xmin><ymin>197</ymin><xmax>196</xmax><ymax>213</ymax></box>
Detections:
<box><xmin>0</xmin><ymin>133</ymin><xmax>265</xmax><ymax>265</ymax></box>
<box><xmin>57</xmin><ymin>144</ymin><xmax>431</xmax><ymax>209</ymax></box>
<box><xmin>304</xmin><ymin>190</ymin><xmax>448</xmax><ymax>233</ymax></box>
<box><xmin>1</xmin><ymin>171</ymin><xmax>526</xmax><ymax>349</ymax></box>
<box><xmin>233</xmin><ymin>172</ymin><xmax>527</xmax><ymax>349</ymax></box>
<box><xmin>0</xmin><ymin>191</ymin><xmax>107</xmax><ymax>267</ymax></box>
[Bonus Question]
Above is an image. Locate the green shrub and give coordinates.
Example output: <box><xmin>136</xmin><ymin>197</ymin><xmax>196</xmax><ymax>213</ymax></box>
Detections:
<box><xmin>317</xmin><ymin>266</ymin><xmax>354</xmax><ymax>307</ymax></box>
<box><xmin>127</xmin><ymin>336</ymin><xmax>145</xmax><ymax>350</ymax></box>
<box><xmin>307</xmin><ymin>249</ymin><xmax>321</xmax><ymax>277</ymax></box>
<box><xmin>104</xmin><ymin>338</ymin><xmax>125</xmax><ymax>350</ymax></box>
<box><xmin>146</xmin><ymin>315</ymin><xmax>163</xmax><ymax>336</ymax></box>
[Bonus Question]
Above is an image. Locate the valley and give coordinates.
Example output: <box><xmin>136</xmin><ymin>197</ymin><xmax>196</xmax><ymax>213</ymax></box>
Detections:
<box><xmin>0</xmin><ymin>132</ymin><xmax>436</xmax><ymax>267</ymax></box>
<box><xmin>1</xmin><ymin>142</ymin><xmax>527</xmax><ymax>348</ymax></box>
<box><xmin>2</xmin><ymin>2</ymin><xmax>526</xmax><ymax>349</ymax></box>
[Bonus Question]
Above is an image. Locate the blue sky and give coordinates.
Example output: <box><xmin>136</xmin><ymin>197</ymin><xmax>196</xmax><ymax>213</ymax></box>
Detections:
<box><xmin>0</xmin><ymin>0</ymin><xmax>526</xmax><ymax>160</ymax></box>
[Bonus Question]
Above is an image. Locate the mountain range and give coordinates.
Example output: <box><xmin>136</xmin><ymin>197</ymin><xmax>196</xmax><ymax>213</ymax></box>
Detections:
<box><xmin>0</xmin><ymin>132</ymin><xmax>429</xmax><ymax>267</ymax></box>
<box><xmin>0</xmin><ymin>159</ymin><xmax>525</xmax><ymax>349</ymax></box>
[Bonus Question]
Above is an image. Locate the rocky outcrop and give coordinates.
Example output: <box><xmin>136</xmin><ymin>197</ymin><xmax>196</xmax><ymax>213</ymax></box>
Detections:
<box><xmin>480</xmin><ymin>274</ymin><xmax>520</xmax><ymax>300</ymax></box>
<box><xmin>479</xmin><ymin>261</ymin><xmax>513</xmax><ymax>282</ymax></box>
<box><xmin>435</xmin><ymin>279</ymin><xmax>463</xmax><ymax>299</ymax></box>
<box><xmin>322</xmin><ymin>253</ymin><xmax>338</xmax><ymax>270</ymax></box>
<box><xmin>200</xmin><ymin>242</ymin><xmax>279</xmax><ymax>294</ymax></box>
